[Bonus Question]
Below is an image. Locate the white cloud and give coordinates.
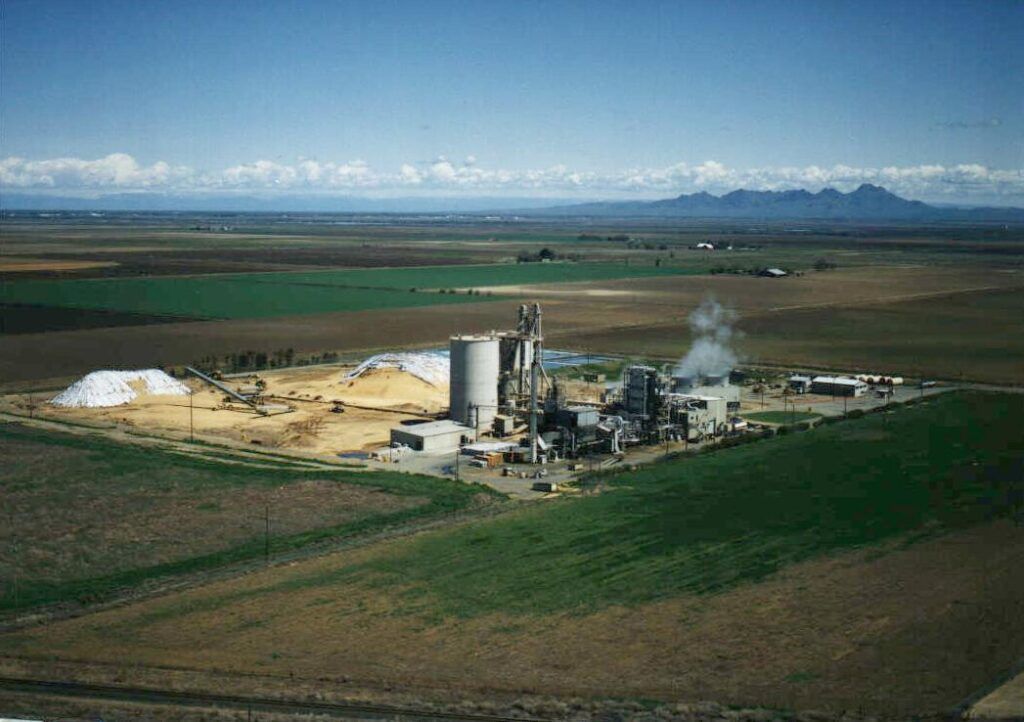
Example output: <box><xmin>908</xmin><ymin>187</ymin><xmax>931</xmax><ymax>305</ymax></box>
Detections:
<box><xmin>1</xmin><ymin>153</ymin><xmax>1021</xmax><ymax>202</ymax></box>
<box><xmin>0</xmin><ymin>153</ymin><xmax>190</xmax><ymax>189</ymax></box>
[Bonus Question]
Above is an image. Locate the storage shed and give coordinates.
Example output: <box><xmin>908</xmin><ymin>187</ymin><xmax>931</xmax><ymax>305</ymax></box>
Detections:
<box><xmin>390</xmin><ymin>420</ymin><xmax>476</xmax><ymax>452</ymax></box>
<box><xmin>811</xmin><ymin>376</ymin><xmax>868</xmax><ymax>397</ymax></box>
<box><xmin>789</xmin><ymin>375</ymin><xmax>813</xmax><ymax>393</ymax></box>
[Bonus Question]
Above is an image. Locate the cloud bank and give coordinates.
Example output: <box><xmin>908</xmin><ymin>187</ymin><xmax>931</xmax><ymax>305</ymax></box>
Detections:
<box><xmin>2</xmin><ymin>153</ymin><xmax>1022</xmax><ymax>202</ymax></box>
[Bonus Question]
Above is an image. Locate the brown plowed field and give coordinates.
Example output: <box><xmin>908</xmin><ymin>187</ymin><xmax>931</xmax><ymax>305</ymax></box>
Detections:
<box><xmin>6</xmin><ymin>519</ymin><xmax>1022</xmax><ymax>717</ymax></box>
<box><xmin>5</xmin><ymin>264</ymin><xmax>1022</xmax><ymax>387</ymax></box>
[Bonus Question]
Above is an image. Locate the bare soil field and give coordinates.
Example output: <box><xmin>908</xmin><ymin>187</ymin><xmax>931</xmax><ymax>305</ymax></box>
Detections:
<box><xmin>5</xmin><ymin>519</ymin><xmax>1021</xmax><ymax>717</ymax></box>
<box><xmin>1</xmin><ymin>302</ymin><xmax>192</xmax><ymax>334</ymax></box>
<box><xmin>969</xmin><ymin>669</ymin><xmax>1024</xmax><ymax>720</ymax></box>
<box><xmin>4</xmin><ymin>264</ymin><xmax>1023</xmax><ymax>387</ymax></box>
<box><xmin>0</xmin><ymin>257</ymin><xmax>119</xmax><ymax>272</ymax></box>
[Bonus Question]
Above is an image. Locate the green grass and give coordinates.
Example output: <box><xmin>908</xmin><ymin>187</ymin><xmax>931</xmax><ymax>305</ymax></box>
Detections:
<box><xmin>742</xmin><ymin>410</ymin><xmax>821</xmax><ymax>424</ymax></box>
<box><xmin>0</xmin><ymin>423</ymin><xmax>499</xmax><ymax>612</ymax></box>
<box><xmin>0</xmin><ymin>261</ymin><xmax>696</xmax><ymax>320</ymax></box>
<box><xmin>291</xmin><ymin>391</ymin><xmax>1021</xmax><ymax>619</ymax></box>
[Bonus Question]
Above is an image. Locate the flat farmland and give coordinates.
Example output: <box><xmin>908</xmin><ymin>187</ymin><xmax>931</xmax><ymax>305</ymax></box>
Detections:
<box><xmin>536</xmin><ymin>266</ymin><xmax>1024</xmax><ymax>384</ymax></box>
<box><xmin>0</xmin><ymin>422</ymin><xmax>496</xmax><ymax>614</ymax></box>
<box><xmin>0</xmin><ymin>261</ymin><xmax>693</xmax><ymax>319</ymax></box>
<box><xmin>3</xmin><ymin>264</ymin><xmax>1023</xmax><ymax>386</ymax></box>
<box><xmin>7</xmin><ymin>393</ymin><xmax>1023</xmax><ymax>716</ymax></box>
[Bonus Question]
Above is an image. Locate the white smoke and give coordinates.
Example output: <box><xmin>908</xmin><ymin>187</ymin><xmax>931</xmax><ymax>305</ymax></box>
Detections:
<box><xmin>674</xmin><ymin>298</ymin><xmax>737</xmax><ymax>379</ymax></box>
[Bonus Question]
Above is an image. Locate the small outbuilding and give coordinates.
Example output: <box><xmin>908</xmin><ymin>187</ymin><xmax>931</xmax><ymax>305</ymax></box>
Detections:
<box><xmin>390</xmin><ymin>420</ymin><xmax>476</xmax><ymax>452</ymax></box>
<box><xmin>760</xmin><ymin>267</ymin><xmax>788</xmax><ymax>278</ymax></box>
<box><xmin>788</xmin><ymin>375</ymin><xmax>813</xmax><ymax>394</ymax></box>
<box><xmin>811</xmin><ymin>376</ymin><xmax>868</xmax><ymax>397</ymax></box>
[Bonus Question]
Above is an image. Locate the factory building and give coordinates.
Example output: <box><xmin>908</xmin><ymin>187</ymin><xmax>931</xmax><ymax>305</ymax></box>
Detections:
<box><xmin>789</xmin><ymin>375</ymin><xmax>813</xmax><ymax>394</ymax></box>
<box><xmin>668</xmin><ymin>395</ymin><xmax>728</xmax><ymax>441</ymax></box>
<box><xmin>390</xmin><ymin>419</ymin><xmax>477</xmax><ymax>452</ymax></box>
<box><xmin>672</xmin><ymin>373</ymin><xmax>741</xmax><ymax>410</ymax></box>
<box><xmin>811</xmin><ymin>375</ymin><xmax>868</xmax><ymax>397</ymax></box>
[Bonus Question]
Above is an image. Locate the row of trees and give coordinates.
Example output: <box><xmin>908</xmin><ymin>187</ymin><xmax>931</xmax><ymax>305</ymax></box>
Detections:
<box><xmin>191</xmin><ymin>347</ymin><xmax>344</xmax><ymax>374</ymax></box>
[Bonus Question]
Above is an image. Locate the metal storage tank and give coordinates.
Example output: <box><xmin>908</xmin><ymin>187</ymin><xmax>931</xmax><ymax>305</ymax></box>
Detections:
<box><xmin>450</xmin><ymin>334</ymin><xmax>500</xmax><ymax>429</ymax></box>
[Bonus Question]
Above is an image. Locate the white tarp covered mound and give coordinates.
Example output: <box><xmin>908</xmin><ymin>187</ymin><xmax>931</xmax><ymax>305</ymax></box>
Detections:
<box><xmin>344</xmin><ymin>353</ymin><xmax>449</xmax><ymax>387</ymax></box>
<box><xmin>51</xmin><ymin>369</ymin><xmax>191</xmax><ymax>408</ymax></box>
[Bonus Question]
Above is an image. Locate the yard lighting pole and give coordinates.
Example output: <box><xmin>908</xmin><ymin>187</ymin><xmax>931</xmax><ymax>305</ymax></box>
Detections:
<box><xmin>264</xmin><ymin>503</ymin><xmax>270</xmax><ymax>567</ymax></box>
<box><xmin>455</xmin><ymin>448</ymin><xmax>460</xmax><ymax>481</ymax></box>
<box><xmin>189</xmin><ymin>390</ymin><xmax>194</xmax><ymax>443</ymax></box>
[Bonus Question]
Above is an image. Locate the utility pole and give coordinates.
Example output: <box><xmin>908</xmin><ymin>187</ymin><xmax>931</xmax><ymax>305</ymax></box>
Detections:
<box><xmin>454</xmin><ymin>448</ymin><xmax>460</xmax><ymax>481</ymax></box>
<box><xmin>264</xmin><ymin>503</ymin><xmax>270</xmax><ymax>566</ymax></box>
<box><xmin>189</xmin><ymin>389</ymin><xmax>194</xmax><ymax>442</ymax></box>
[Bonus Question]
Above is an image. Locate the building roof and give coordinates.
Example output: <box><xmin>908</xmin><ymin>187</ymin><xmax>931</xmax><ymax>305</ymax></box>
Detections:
<box><xmin>394</xmin><ymin>420</ymin><xmax>473</xmax><ymax>438</ymax></box>
<box><xmin>812</xmin><ymin>375</ymin><xmax>866</xmax><ymax>386</ymax></box>
<box><xmin>790</xmin><ymin>375</ymin><xmax>813</xmax><ymax>382</ymax></box>
<box><xmin>763</xmin><ymin>268</ymin><xmax>788</xmax><ymax>276</ymax></box>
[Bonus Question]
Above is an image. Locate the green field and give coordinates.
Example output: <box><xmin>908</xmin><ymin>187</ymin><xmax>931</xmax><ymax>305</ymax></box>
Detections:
<box><xmin>0</xmin><ymin>261</ymin><xmax>694</xmax><ymax>319</ymax></box>
<box><xmin>0</xmin><ymin>423</ymin><xmax>498</xmax><ymax>613</ymax></box>
<box><xmin>272</xmin><ymin>391</ymin><xmax>1021</xmax><ymax>619</ymax></box>
<box><xmin>742</xmin><ymin>410</ymin><xmax>821</xmax><ymax>424</ymax></box>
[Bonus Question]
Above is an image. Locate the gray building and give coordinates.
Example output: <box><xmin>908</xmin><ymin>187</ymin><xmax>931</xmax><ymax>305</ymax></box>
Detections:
<box><xmin>390</xmin><ymin>420</ymin><xmax>477</xmax><ymax>452</ymax></box>
<box><xmin>811</xmin><ymin>375</ymin><xmax>868</xmax><ymax>397</ymax></box>
<box><xmin>789</xmin><ymin>375</ymin><xmax>813</xmax><ymax>393</ymax></box>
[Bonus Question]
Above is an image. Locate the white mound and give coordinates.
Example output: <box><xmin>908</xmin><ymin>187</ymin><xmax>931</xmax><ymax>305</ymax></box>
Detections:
<box><xmin>344</xmin><ymin>353</ymin><xmax>449</xmax><ymax>387</ymax></box>
<box><xmin>51</xmin><ymin>369</ymin><xmax>191</xmax><ymax>408</ymax></box>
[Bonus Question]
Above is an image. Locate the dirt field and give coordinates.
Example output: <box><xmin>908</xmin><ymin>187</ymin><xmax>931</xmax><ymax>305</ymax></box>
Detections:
<box><xmin>969</xmin><ymin>669</ymin><xmax>1024</xmax><ymax>719</ymax></box>
<box><xmin>0</xmin><ymin>257</ymin><xmax>119</xmax><ymax>272</ymax></box>
<box><xmin>6</xmin><ymin>519</ymin><xmax>1021</xmax><ymax>717</ymax></box>
<box><xmin>2</xmin><ymin>364</ymin><xmax>448</xmax><ymax>454</ymax></box>
<box><xmin>5</xmin><ymin>264</ymin><xmax>1023</xmax><ymax>388</ymax></box>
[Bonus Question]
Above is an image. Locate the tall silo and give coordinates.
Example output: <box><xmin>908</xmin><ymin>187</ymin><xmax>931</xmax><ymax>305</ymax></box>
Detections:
<box><xmin>449</xmin><ymin>334</ymin><xmax>500</xmax><ymax>429</ymax></box>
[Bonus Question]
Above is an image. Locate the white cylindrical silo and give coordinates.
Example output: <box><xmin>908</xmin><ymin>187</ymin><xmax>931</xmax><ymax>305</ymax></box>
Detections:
<box><xmin>449</xmin><ymin>335</ymin><xmax>500</xmax><ymax>429</ymax></box>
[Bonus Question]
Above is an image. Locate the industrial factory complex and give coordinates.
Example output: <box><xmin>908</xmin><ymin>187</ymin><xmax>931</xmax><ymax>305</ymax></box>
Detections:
<box><xmin>3</xmin><ymin>300</ymin><xmax>935</xmax><ymax>494</ymax></box>
<box><xmin>383</xmin><ymin>303</ymin><xmax>742</xmax><ymax>468</ymax></box>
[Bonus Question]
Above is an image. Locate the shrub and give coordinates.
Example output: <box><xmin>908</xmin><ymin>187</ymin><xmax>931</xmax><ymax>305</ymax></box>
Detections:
<box><xmin>847</xmin><ymin>409</ymin><xmax>865</xmax><ymax>419</ymax></box>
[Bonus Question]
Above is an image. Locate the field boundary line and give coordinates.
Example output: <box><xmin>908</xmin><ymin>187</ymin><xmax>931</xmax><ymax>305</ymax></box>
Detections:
<box><xmin>0</xmin><ymin>676</ymin><xmax>549</xmax><ymax>722</ymax></box>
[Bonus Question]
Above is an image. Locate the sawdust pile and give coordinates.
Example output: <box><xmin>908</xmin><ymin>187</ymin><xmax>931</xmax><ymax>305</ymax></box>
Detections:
<box><xmin>51</xmin><ymin>370</ymin><xmax>190</xmax><ymax>408</ymax></box>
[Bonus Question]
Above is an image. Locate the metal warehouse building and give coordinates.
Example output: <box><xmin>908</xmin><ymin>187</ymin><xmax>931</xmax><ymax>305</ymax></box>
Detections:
<box><xmin>390</xmin><ymin>420</ymin><xmax>477</xmax><ymax>452</ymax></box>
<box><xmin>811</xmin><ymin>376</ymin><xmax>868</xmax><ymax>397</ymax></box>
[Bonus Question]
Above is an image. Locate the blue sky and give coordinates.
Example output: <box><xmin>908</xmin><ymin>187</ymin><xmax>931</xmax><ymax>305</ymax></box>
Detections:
<box><xmin>2</xmin><ymin>0</ymin><xmax>1022</xmax><ymax>203</ymax></box>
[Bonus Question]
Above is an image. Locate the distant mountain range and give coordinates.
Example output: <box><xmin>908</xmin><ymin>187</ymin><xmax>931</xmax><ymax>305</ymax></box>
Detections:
<box><xmin>2</xmin><ymin>184</ymin><xmax>1022</xmax><ymax>221</ymax></box>
<box><xmin>530</xmin><ymin>184</ymin><xmax>1024</xmax><ymax>221</ymax></box>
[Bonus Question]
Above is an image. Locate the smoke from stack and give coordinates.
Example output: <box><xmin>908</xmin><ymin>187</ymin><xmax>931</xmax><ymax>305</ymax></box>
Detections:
<box><xmin>674</xmin><ymin>298</ymin><xmax>737</xmax><ymax>380</ymax></box>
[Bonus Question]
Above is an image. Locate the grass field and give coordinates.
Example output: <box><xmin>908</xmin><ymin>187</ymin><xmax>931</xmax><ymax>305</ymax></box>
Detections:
<box><xmin>0</xmin><ymin>261</ymin><xmax>694</xmax><ymax>319</ymax></box>
<box><xmin>335</xmin><ymin>391</ymin><xmax>1023</xmax><ymax>617</ymax></box>
<box><xmin>0</xmin><ymin>422</ymin><xmax>498</xmax><ymax>613</ymax></box>
<box><xmin>741</xmin><ymin>410</ymin><xmax>820</xmax><ymax>424</ymax></box>
<box><xmin>8</xmin><ymin>392</ymin><xmax>1023</xmax><ymax>715</ymax></box>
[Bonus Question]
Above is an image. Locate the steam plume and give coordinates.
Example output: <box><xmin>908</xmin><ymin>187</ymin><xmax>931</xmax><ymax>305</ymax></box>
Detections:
<box><xmin>674</xmin><ymin>298</ymin><xmax>737</xmax><ymax>379</ymax></box>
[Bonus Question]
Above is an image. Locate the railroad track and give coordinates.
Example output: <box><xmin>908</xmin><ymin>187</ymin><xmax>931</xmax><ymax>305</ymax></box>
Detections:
<box><xmin>0</xmin><ymin>676</ymin><xmax>547</xmax><ymax>722</ymax></box>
